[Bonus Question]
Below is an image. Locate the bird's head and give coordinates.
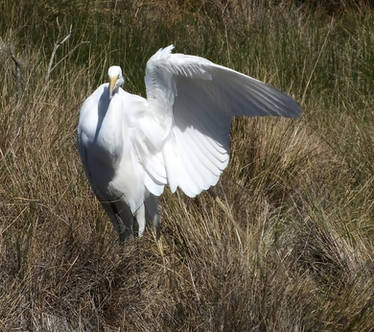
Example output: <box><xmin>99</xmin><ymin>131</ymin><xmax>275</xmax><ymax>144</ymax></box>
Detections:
<box><xmin>108</xmin><ymin>66</ymin><xmax>125</xmax><ymax>98</ymax></box>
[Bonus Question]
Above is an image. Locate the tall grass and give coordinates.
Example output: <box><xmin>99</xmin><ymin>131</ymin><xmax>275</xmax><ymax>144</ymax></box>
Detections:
<box><xmin>1</xmin><ymin>0</ymin><xmax>374</xmax><ymax>330</ymax></box>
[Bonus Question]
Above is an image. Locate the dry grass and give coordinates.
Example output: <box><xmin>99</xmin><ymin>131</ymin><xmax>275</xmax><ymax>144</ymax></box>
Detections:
<box><xmin>1</xmin><ymin>0</ymin><xmax>374</xmax><ymax>330</ymax></box>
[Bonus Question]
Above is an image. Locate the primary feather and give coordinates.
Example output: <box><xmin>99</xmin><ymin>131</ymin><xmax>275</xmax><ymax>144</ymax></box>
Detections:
<box><xmin>77</xmin><ymin>45</ymin><xmax>302</xmax><ymax>241</ymax></box>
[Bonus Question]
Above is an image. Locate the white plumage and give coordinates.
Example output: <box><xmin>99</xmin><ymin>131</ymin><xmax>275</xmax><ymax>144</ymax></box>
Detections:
<box><xmin>77</xmin><ymin>45</ymin><xmax>301</xmax><ymax>241</ymax></box>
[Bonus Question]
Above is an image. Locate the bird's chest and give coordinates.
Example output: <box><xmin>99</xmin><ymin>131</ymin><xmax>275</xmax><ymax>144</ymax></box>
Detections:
<box><xmin>83</xmin><ymin>111</ymin><xmax>124</xmax><ymax>168</ymax></box>
<box><xmin>97</xmin><ymin>118</ymin><xmax>122</xmax><ymax>158</ymax></box>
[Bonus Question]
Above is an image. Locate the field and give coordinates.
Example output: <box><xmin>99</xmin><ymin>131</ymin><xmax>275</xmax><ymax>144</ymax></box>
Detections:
<box><xmin>1</xmin><ymin>0</ymin><xmax>374</xmax><ymax>330</ymax></box>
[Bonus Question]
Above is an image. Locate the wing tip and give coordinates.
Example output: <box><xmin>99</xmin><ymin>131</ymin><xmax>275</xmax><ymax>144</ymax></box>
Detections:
<box><xmin>284</xmin><ymin>101</ymin><xmax>303</xmax><ymax>118</ymax></box>
<box><xmin>155</xmin><ymin>45</ymin><xmax>175</xmax><ymax>58</ymax></box>
<box><xmin>163</xmin><ymin>44</ymin><xmax>175</xmax><ymax>53</ymax></box>
<box><xmin>147</xmin><ymin>45</ymin><xmax>175</xmax><ymax>68</ymax></box>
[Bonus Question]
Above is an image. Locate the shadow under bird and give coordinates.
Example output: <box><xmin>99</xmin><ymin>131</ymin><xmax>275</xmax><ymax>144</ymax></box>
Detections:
<box><xmin>77</xmin><ymin>45</ymin><xmax>302</xmax><ymax>242</ymax></box>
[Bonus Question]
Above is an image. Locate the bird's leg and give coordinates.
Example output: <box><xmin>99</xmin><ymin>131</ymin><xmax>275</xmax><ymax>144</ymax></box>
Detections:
<box><xmin>132</xmin><ymin>207</ymin><xmax>142</xmax><ymax>297</ymax></box>
<box><xmin>134</xmin><ymin>218</ymin><xmax>141</xmax><ymax>297</ymax></box>
<box><xmin>111</xmin><ymin>210</ymin><xmax>125</xmax><ymax>233</ymax></box>
<box><xmin>114</xmin><ymin>211</ymin><xmax>132</xmax><ymax>243</ymax></box>
<box><xmin>150</xmin><ymin>213</ymin><xmax>161</xmax><ymax>240</ymax></box>
<box><xmin>144</xmin><ymin>194</ymin><xmax>161</xmax><ymax>239</ymax></box>
<box><xmin>135</xmin><ymin>204</ymin><xmax>146</xmax><ymax>237</ymax></box>
<box><xmin>132</xmin><ymin>214</ymin><xmax>138</xmax><ymax>237</ymax></box>
<box><xmin>106</xmin><ymin>202</ymin><xmax>133</xmax><ymax>243</ymax></box>
<box><xmin>117</xmin><ymin>215</ymin><xmax>132</xmax><ymax>244</ymax></box>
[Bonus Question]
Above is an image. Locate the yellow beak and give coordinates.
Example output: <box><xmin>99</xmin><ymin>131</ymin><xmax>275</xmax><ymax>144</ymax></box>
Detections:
<box><xmin>109</xmin><ymin>75</ymin><xmax>119</xmax><ymax>95</ymax></box>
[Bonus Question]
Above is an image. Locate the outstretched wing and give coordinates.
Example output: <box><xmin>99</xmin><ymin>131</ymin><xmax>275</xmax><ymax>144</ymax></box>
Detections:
<box><xmin>139</xmin><ymin>45</ymin><xmax>301</xmax><ymax>197</ymax></box>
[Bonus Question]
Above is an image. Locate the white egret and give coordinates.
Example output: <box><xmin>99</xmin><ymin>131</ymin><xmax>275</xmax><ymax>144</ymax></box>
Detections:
<box><xmin>77</xmin><ymin>45</ymin><xmax>301</xmax><ymax>242</ymax></box>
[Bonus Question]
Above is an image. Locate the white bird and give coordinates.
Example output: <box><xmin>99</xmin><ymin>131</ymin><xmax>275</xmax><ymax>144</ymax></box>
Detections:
<box><xmin>77</xmin><ymin>45</ymin><xmax>301</xmax><ymax>242</ymax></box>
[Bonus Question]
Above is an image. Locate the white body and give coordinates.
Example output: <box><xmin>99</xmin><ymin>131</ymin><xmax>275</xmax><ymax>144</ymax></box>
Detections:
<box><xmin>79</xmin><ymin>85</ymin><xmax>147</xmax><ymax>212</ymax></box>
<box><xmin>77</xmin><ymin>45</ymin><xmax>301</xmax><ymax>241</ymax></box>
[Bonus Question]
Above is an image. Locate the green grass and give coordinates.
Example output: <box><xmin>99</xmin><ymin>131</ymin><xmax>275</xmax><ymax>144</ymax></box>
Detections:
<box><xmin>1</xmin><ymin>0</ymin><xmax>374</xmax><ymax>330</ymax></box>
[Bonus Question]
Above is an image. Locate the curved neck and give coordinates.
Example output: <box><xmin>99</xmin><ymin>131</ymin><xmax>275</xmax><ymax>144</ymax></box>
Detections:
<box><xmin>109</xmin><ymin>87</ymin><xmax>119</xmax><ymax>99</ymax></box>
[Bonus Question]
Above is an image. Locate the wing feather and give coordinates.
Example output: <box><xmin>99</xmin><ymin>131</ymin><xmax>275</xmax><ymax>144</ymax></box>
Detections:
<box><xmin>186</xmin><ymin>130</ymin><xmax>222</xmax><ymax>177</ymax></box>
<box><xmin>183</xmin><ymin>129</ymin><xmax>216</xmax><ymax>189</ymax></box>
<box><xmin>138</xmin><ymin>45</ymin><xmax>301</xmax><ymax>197</ymax></box>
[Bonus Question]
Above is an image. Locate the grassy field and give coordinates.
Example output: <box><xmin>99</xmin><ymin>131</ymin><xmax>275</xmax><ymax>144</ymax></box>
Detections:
<box><xmin>1</xmin><ymin>0</ymin><xmax>374</xmax><ymax>330</ymax></box>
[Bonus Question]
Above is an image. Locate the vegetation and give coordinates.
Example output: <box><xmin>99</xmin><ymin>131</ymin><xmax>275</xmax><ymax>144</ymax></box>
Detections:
<box><xmin>1</xmin><ymin>0</ymin><xmax>374</xmax><ymax>330</ymax></box>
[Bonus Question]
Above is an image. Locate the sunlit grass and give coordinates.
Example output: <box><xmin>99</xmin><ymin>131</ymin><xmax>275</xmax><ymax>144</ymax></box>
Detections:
<box><xmin>1</xmin><ymin>0</ymin><xmax>374</xmax><ymax>330</ymax></box>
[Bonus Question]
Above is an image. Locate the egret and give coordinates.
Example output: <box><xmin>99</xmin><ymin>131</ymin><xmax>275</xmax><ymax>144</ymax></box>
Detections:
<box><xmin>77</xmin><ymin>45</ymin><xmax>301</xmax><ymax>242</ymax></box>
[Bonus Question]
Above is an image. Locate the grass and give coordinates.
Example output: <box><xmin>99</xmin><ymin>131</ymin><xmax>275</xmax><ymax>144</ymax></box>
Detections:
<box><xmin>1</xmin><ymin>0</ymin><xmax>374</xmax><ymax>330</ymax></box>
